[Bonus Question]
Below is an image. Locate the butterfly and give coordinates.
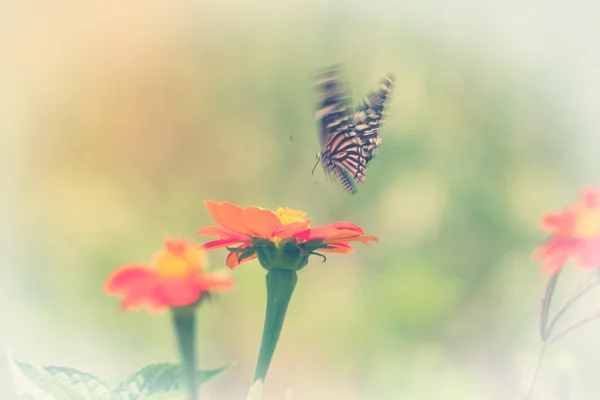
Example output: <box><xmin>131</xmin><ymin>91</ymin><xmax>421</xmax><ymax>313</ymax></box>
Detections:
<box><xmin>312</xmin><ymin>65</ymin><xmax>395</xmax><ymax>194</ymax></box>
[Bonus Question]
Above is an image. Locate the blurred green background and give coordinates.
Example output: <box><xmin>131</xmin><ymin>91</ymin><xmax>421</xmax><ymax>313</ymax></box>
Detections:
<box><xmin>3</xmin><ymin>1</ymin><xmax>600</xmax><ymax>399</ymax></box>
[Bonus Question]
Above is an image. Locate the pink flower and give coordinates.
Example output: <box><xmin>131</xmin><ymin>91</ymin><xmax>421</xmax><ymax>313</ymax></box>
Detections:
<box><xmin>535</xmin><ymin>189</ymin><xmax>600</xmax><ymax>275</ymax></box>
<box><xmin>105</xmin><ymin>238</ymin><xmax>233</xmax><ymax>312</ymax></box>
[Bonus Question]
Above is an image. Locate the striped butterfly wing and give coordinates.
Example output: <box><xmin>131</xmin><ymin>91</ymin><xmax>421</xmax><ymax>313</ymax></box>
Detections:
<box><xmin>322</xmin><ymin>130</ymin><xmax>366</xmax><ymax>194</ymax></box>
<box><xmin>332</xmin><ymin>166</ymin><xmax>357</xmax><ymax>194</ymax></box>
<box><xmin>353</xmin><ymin>75</ymin><xmax>395</xmax><ymax>165</ymax></box>
<box><xmin>313</xmin><ymin>66</ymin><xmax>394</xmax><ymax>194</ymax></box>
<box><xmin>313</xmin><ymin>65</ymin><xmax>354</xmax><ymax>146</ymax></box>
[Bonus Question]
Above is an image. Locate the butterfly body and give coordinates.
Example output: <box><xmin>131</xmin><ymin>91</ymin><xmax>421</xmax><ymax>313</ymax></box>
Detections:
<box><xmin>314</xmin><ymin>66</ymin><xmax>395</xmax><ymax>194</ymax></box>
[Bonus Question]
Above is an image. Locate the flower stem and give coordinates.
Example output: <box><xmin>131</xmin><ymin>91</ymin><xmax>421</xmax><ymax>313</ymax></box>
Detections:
<box><xmin>253</xmin><ymin>268</ymin><xmax>298</xmax><ymax>383</ymax></box>
<box><xmin>545</xmin><ymin>273</ymin><xmax>600</xmax><ymax>340</ymax></box>
<box><xmin>526</xmin><ymin>343</ymin><xmax>546</xmax><ymax>400</ymax></box>
<box><xmin>539</xmin><ymin>270</ymin><xmax>561</xmax><ymax>341</ymax></box>
<box><xmin>171</xmin><ymin>305</ymin><xmax>199</xmax><ymax>400</ymax></box>
<box><xmin>546</xmin><ymin>309</ymin><xmax>600</xmax><ymax>344</ymax></box>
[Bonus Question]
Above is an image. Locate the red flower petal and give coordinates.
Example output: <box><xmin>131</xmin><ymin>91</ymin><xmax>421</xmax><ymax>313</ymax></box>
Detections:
<box><xmin>325</xmin><ymin>235</ymin><xmax>379</xmax><ymax>246</ymax></box>
<box><xmin>164</xmin><ymin>239</ymin><xmax>187</xmax><ymax>256</ymax></box>
<box><xmin>582</xmin><ymin>189</ymin><xmax>600</xmax><ymax>208</ymax></box>
<box><xmin>226</xmin><ymin>251</ymin><xmax>258</xmax><ymax>269</ymax></box>
<box><xmin>241</xmin><ymin>206</ymin><xmax>283</xmax><ymax>237</ymax></box>
<box><xmin>204</xmin><ymin>201</ymin><xmax>249</xmax><ymax>236</ymax></box>
<box><xmin>294</xmin><ymin>221</ymin><xmax>365</xmax><ymax>241</ymax></box>
<box><xmin>106</xmin><ymin>238</ymin><xmax>233</xmax><ymax>312</ymax></box>
<box><xmin>120</xmin><ymin>293</ymin><xmax>165</xmax><ymax>312</ymax></box>
<box><xmin>274</xmin><ymin>220</ymin><xmax>311</xmax><ymax>239</ymax></box>
<box><xmin>327</xmin><ymin>222</ymin><xmax>364</xmax><ymax>234</ymax></box>
<box><xmin>202</xmin><ymin>237</ymin><xmax>250</xmax><ymax>250</ymax></box>
<box><xmin>294</xmin><ymin>226</ymin><xmax>337</xmax><ymax>241</ymax></box>
<box><xmin>574</xmin><ymin>237</ymin><xmax>600</xmax><ymax>267</ymax></box>
<box><xmin>196</xmin><ymin>225</ymin><xmax>248</xmax><ymax>241</ymax></box>
<box><xmin>105</xmin><ymin>266</ymin><xmax>162</xmax><ymax>310</ymax></box>
<box><xmin>540</xmin><ymin>211</ymin><xmax>574</xmax><ymax>235</ymax></box>
<box><xmin>105</xmin><ymin>265</ymin><xmax>156</xmax><ymax>293</ymax></box>
<box><xmin>534</xmin><ymin>237</ymin><xmax>574</xmax><ymax>275</ymax></box>
<box><xmin>154</xmin><ymin>276</ymin><xmax>204</xmax><ymax>307</ymax></box>
<box><xmin>320</xmin><ymin>243</ymin><xmax>354</xmax><ymax>253</ymax></box>
<box><xmin>196</xmin><ymin>271</ymin><xmax>234</xmax><ymax>292</ymax></box>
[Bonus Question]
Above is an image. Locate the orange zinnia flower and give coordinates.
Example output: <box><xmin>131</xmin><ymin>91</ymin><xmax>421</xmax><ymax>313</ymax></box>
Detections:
<box><xmin>535</xmin><ymin>189</ymin><xmax>600</xmax><ymax>275</ymax></box>
<box><xmin>197</xmin><ymin>201</ymin><xmax>378</xmax><ymax>269</ymax></box>
<box><xmin>105</xmin><ymin>238</ymin><xmax>233</xmax><ymax>312</ymax></box>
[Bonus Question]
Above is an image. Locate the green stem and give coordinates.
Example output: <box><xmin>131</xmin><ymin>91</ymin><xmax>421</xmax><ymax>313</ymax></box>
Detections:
<box><xmin>526</xmin><ymin>343</ymin><xmax>546</xmax><ymax>400</ymax></box>
<box><xmin>253</xmin><ymin>268</ymin><xmax>298</xmax><ymax>383</ymax></box>
<box><xmin>539</xmin><ymin>270</ymin><xmax>561</xmax><ymax>341</ymax></box>
<box><xmin>545</xmin><ymin>272</ymin><xmax>599</xmax><ymax>340</ymax></box>
<box><xmin>171</xmin><ymin>306</ymin><xmax>199</xmax><ymax>400</ymax></box>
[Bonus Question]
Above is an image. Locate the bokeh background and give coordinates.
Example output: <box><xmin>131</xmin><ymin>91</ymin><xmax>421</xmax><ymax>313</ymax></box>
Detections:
<box><xmin>3</xmin><ymin>1</ymin><xmax>600</xmax><ymax>399</ymax></box>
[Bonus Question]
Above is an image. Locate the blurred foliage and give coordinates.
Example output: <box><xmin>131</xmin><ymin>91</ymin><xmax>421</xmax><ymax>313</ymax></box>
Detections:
<box><xmin>3</xmin><ymin>2</ymin><xmax>596</xmax><ymax>399</ymax></box>
<box><xmin>8</xmin><ymin>354</ymin><xmax>232</xmax><ymax>400</ymax></box>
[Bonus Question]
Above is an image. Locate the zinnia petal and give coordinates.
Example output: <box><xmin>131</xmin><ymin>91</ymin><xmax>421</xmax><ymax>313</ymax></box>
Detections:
<box><xmin>320</xmin><ymin>243</ymin><xmax>354</xmax><ymax>253</ymax></box>
<box><xmin>202</xmin><ymin>237</ymin><xmax>250</xmax><ymax>250</ymax></box>
<box><xmin>573</xmin><ymin>237</ymin><xmax>600</xmax><ymax>267</ymax></box>
<box><xmin>196</xmin><ymin>271</ymin><xmax>234</xmax><ymax>292</ymax></box>
<box><xmin>196</xmin><ymin>225</ymin><xmax>248</xmax><ymax>241</ymax></box>
<box><xmin>226</xmin><ymin>251</ymin><xmax>258</xmax><ymax>269</ymax></box>
<box><xmin>294</xmin><ymin>222</ymin><xmax>365</xmax><ymax>241</ymax></box>
<box><xmin>540</xmin><ymin>211</ymin><xmax>574</xmax><ymax>235</ymax></box>
<box><xmin>105</xmin><ymin>265</ymin><xmax>156</xmax><ymax>293</ymax></box>
<box><xmin>274</xmin><ymin>220</ymin><xmax>311</xmax><ymax>239</ymax></box>
<box><xmin>325</xmin><ymin>235</ymin><xmax>379</xmax><ymax>246</ymax></box>
<box><xmin>534</xmin><ymin>237</ymin><xmax>574</xmax><ymax>275</ymax></box>
<box><xmin>327</xmin><ymin>222</ymin><xmax>364</xmax><ymax>234</ymax></box>
<box><xmin>106</xmin><ymin>238</ymin><xmax>233</xmax><ymax>312</ymax></box>
<box><xmin>121</xmin><ymin>293</ymin><xmax>164</xmax><ymax>312</ymax></box>
<box><xmin>204</xmin><ymin>200</ymin><xmax>249</xmax><ymax>235</ymax></box>
<box><xmin>294</xmin><ymin>226</ymin><xmax>338</xmax><ymax>241</ymax></box>
<box><xmin>198</xmin><ymin>201</ymin><xmax>378</xmax><ymax>269</ymax></box>
<box><xmin>242</xmin><ymin>206</ymin><xmax>283</xmax><ymax>237</ymax></box>
<box><xmin>322</xmin><ymin>229</ymin><xmax>364</xmax><ymax>241</ymax></box>
<box><xmin>105</xmin><ymin>266</ymin><xmax>161</xmax><ymax>310</ymax></box>
<box><xmin>582</xmin><ymin>189</ymin><xmax>600</xmax><ymax>208</ymax></box>
<box><xmin>153</xmin><ymin>276</ymin><xmax>205</xmax><ymax>307</ymax></box>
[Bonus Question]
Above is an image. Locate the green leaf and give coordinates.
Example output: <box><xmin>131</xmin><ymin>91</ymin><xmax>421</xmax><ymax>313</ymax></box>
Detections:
<box><xmin>319</xmin><ymin>245</ymin><xmax>336</xmax><ymax>250</ymax></box>
<box><xmin>113</xmin><ymin>362</ymin><xmax>235</xmax><ymax>400</ymax></box>
<box><xmin>42</xmin><ymin>365</ymin><xmax>111</xmax><ymax>400</ymax></box>
<box><xmin>539</xmin><ymin>270</ymin><xmax>561</xmax><ymax>341</ymax></box>
<box><xmin>8</xmin><ymin>351</ymin><xmax>233</xmax><ymax>400</ymax></box>
<box><xmin>250</xmin><ymin>238</ymin><xmax>275</xmax><ymax>248</ymax></box>
<box><xmin>7</xmin><ymin>352</ymin><xmax>89</xmax><ymax>400</ymax></box>
<box><xmin>237</xmin><ymin>249</ymin><xmax>257</xmax><ymax>263</ymax></box>
<box><xmin>308</xmin><ymin>251</ymin><xmax>327</xmax><ymax>263</ymax></box>
<box><xmin>196</xmin><ymin>363</ymin><xmax>234</xmax><ymax>384</ymax></box>
<box><xmin>299</xmin><ymin>240</ymin><xmax>325</xmax><ymax>252</ymax></box>
<box><xmin>225</xmin><ymin>246</ymin><xmax>251</xmax><ymax>253</ymax></box>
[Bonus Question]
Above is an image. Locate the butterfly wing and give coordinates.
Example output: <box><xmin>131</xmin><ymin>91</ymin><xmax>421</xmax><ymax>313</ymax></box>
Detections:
<box><xmin>313</xmin><ymin>67</ymin><xmax>394</xmax><ymax>194</ymax></box>
<box><xmin>323</xmin><ymin>130</ymin><xmax>367</xmax><ymax>190</ymax></box>
<box><xmin>332</xmin><ymin>166</ymin><xmax>357</xmax><ymax>194</ymax></box>
<box><xmin>313</xmin><ymin>65</ymin><xmax>354</xmax><ymax>146</ymax></box>
<box><xmin>353</xmin><ymin>75</ymin><xmax>395</xmax><ymax>165</ymax></box>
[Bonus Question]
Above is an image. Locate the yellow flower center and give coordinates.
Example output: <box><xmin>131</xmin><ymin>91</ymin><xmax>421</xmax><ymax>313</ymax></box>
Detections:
<box><xmin>155</xmin><ymin>245</ymin><xmax>203</xmax><ymax>278</ymax></box>
<box><xmin>574</xmin><ymin>208</ymin><xmax>600</xmax><ymax>239</ymax></box>
<box><xmin>272</xmin><ymin>208</ymin><xmax>309</xmax><ymax>246</ymax></box>
<box><xmin>275</xmin><ymin>207</ymin><xmax>308</xmax><ymax>226</ymax></box>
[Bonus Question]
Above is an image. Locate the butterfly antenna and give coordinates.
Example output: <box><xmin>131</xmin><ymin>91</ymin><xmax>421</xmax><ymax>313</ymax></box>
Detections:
<box><xmin>311</xmin><ymin>155</ymin><xmax>321</xmax><ymax>184</ymax></box>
